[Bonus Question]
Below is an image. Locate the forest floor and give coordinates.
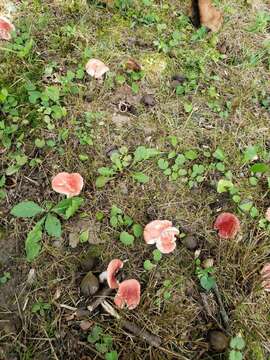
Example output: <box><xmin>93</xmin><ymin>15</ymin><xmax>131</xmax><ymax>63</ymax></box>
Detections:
<box><xmin>0</xmin><ymin>0</ymin><xmax>270</xmax><ymax>359</ymax></box>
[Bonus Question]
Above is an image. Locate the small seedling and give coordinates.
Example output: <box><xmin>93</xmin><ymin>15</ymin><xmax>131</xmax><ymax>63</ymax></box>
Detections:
<box><xmin>32</xmin><ymin>298</ymin><xmax>51</xmax><ymax>316</ymax></box>
<box><xmin>195</xmin><ymin>259</ymin><xmax>216</xmax><ymax>291</ymax></box>
<box><xmin>11</xmin><ymin>197</ymin><xmax>84</xmax><ymax>261</ymax></box>
<box><xmin>87</xmin><ymin>325</ymin><xmax>118</xmax><ymax>358</ymax></box>
<box><xmin>0</xmin><ymin>272</ymin><xmax>11</xmax><ymax>285</ymax></box>
<box><xmin>229</xmin><ymin>335</ymin><xmax>246</xmax><ymax>360</ymax></box>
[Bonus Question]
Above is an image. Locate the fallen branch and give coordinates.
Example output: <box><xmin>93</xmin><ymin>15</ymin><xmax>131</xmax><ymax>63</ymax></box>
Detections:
<box><xmin>212</xmin><ymin>283</ymin><xmax>229</xmax><ymax>329</ymax></box>
<box><xmin>87</xmin><ymin>287</ymin><xmax>113</xmax><ymax>312</ymax></box>
<box><xmin>101</xmin><ymin>301</ymin><xmax>161</xmax><ymax>347</ymax></box>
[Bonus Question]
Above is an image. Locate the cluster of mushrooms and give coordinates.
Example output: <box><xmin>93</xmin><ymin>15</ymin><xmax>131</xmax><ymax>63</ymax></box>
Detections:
<box><xmin>49</xmin><ymin>172</ymin><xmax>270</xmax><ymax>310</ymax></box>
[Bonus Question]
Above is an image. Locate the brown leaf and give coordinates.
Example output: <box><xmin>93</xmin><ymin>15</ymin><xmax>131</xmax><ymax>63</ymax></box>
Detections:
<box><xmin>125</xmin><ymin>58</ymin><xmax>142</xmax><ymax>72</ymax></box>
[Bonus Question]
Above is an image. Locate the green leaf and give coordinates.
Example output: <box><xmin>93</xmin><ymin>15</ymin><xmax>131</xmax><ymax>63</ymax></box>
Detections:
<box><xmin>131</xmin><ymin>82</ymin><xmax>139</xmax><ymax>94</ymax></box>
<box><xmin>111</xmin><ymin>205</ymin><xmax>123</xmax><ymax>216</ymax></box>
<box><xmin>153</xmin><ymin>249</ymin><xmax>162</xmax><ymax>262</ymax></box>
<box><xmin>250</xmin><ymin>206</ymin><xmax>259</xmax><ymax>218</ymax></box>
<box><xmin>217</xmin><ymin>179</ymin><xmax>234</xmax><ymax>193</ymax></box>
<box><xmin>230</xmin><ymin>336</ymin><xmax>246</xmax><ymax>351</ymax></box>
<box><xmin>95</xmin><ymin>342</ymin><xmax>108</xmax><ymax>354</ymax></box>
<box><xmin>200</xmin><ymin>275</ymin><xmax>215</xmax><ymax>291</ymax></box>
<box><xmin>28</xmin><ymin>90</ymin><xmax>41</xmax><ymax>104</ymax></box>
<box><xmin>216</xmin><ymin>162</ymin><xmax>225</xmax><ymax>172</ymax></box>
<box><xmin>250</xmin><ymin>163</ymin><xmax>269</xmax><ymax>174</ymax></box>
<box><xmin>132</xmin><ymin>172</ymin><xmax>149</xmax><ymax>183</ymax></box>
<box><xmin>98</xmin><ymin>167</ymin><xmax>115</xmax><ymax>177</ymax></box>
<box><xmin>132</xmin><ymin>224</ymin><xmax>143</xmax><ymax>238</ymax></box>
<box><xmin>96</xmin><ymin>176</ymin><xmax>111</xmax><ymax>188</ymax></box>
<box><xmin>51</xmin><ymin>197</ymin><xmax>84</xmax><ymax>220</ymax></box>
<box><xmin>11</xmin><ymin>201</ymin><xmax>44</xmax><ymax>218</ymax></box>
<box><xmin>45</xmin><ymin>214</ymin><xmax>61</xmax><ymax>238</ymax></box>
<box><xmin>87</xmin><ymin>325</ymin><xmax>103</xmax><ymax>344</ymax></box>
<box><xmin>238</xmin><ymin>200</ymin><xmax>253</xmax><ymax>213</ymax></box>
<box><xmin>184</xmin><ymin>150</ymin><xmax>198</xmax><ymax>160</ymax></box>
<box><xmin>79</xmin><ymin>229</ymin><xmax>89</xmax><ymax>243</ymax></box>
<box><xmin>133</xmin><ymin>146</ymin><xmax>159</xmax><ymax>164</ymax></box>
<box><xmin>144</xmin><ymin>259</ymin><xmax>155</xmax><ymax>271</ymax></box>
<box><xmin>105</xmin><ymin>351</ymin><xmax>118</xmax><ymax>360</ymax></box>
<box><xmin>119</xmin><ymin>231</ymin><xmax>134</xmax><ymax>246</ymax></box>
<box><xmin>45</xmin><ymin>86</ymin><xmax>60</xmax><ymax>102</ymax></box>
<box><xmin>184</xmin><ymin>102</ymin><xmax>193</xmax><ymax>113</ymax></box>
<box><xmin>213</xmin><ymin>148</ymin><xmax>225</xmax><ymax>161</ymax></box>
<box><xmin>0</xmin><ymin>175</ymin><xmax>6</xmax><ymax>187</ymax></box>
<box><xmin>35</xmin><ymin>138</ymin><xmax>45</xmax><ymax>148</ymax></box>
<box><xmin>229</xmin><ymin>350</ymin><xmax>243</xmax><ymax>360</ymax></box>
<box><xmin>158</xmin><ymin>158</ymin><xmax>169</xmax><ymax>170</ymax></box>
<box><xmin>249</xmin><ymin>176</ymin><xmax>258</xmax><ymax>186</ymax></box>
<box><xmin>243</xmin><ymin>145</ymin><xmax>258</xmax><ymax>162</ymax></box>
<box><xmin>25</xmin><ymin>219</ymin><xmax>45</xmax><ymax>262</ymax></box>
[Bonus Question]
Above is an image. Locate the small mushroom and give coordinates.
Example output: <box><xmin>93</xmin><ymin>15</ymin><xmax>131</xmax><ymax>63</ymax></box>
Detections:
<box><xmin>114</xmin><ymin>279</ymin><xmax>141</xmax><ymax>310</ymax></box>
<box><xmin>208</xmin><ymin>330</ymin><xmax>229</xmax><ymax>352</ymax></box>
<box><xmin>144</xmin><ymin>220</ymin><xmax>173</xmax><ymax>244</ymax></box>
<box><xmin>214</xmin><ymin>212</ymin><xmax>240</xmax><ymax>239</ymax></box>
<box><xmin>51</xmin><ymin>172</ymin><xmax>84</xmax><ymax>197</ymax></box>
<box><xmin>0</xmin><ymin>16</ymin><xmax>15</xmax><ymax>41</ymax></box>
<box><xmin>85</xmin><ymin>59</ymin><xmax>109</xmax><ymax>79</ymax></box>
<box><xmin>80</xmin><ymin>272</ymin><xmax>99</xmax><ymax>297</ymax></box>
<box><xmin>144</xmin><ymin>220</ymin><xmax>179</xmax><ymax>254</ymax></box>
<box><xmin>156</xmin><ymin>227</ymin><xmax>179</xmax><ymax>254</ymax></box>
<box><xmin>99</xmin><ymin>259</ymin><xmax>123</xmax><ymax>289</ymax></box>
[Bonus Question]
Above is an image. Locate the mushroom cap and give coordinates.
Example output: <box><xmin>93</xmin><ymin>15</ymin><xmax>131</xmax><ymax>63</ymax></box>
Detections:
<box><xmin>265</xmin><ymin>208</ymin><xmax>270</xmax><ymax>222</ymax></box>
<box><xmin>156</xmin><ymin>227</ymin><xmax>179</xmax><ymax>254</ymax></box>
<box><xmin>107</xmin><ymin>259</ymin><xmax>123</xmax><ymax>289</ymax></box>
<box><xmin>261</xmin><ymin>263</ymin><xmax>270</xmax><ymax>292</ymax></box>
<box><xmin>214</xmin><ymin>212</ymin><xmax>240</xmax><ymax>239</ymax></box>
<box><xmin>85</xmin><ymin>59</ymin><xmax>109</xmax><ymax>79</ymax></box>
<box><xmin>0</xmin><ymin>16</ymin><xmax>15</xmax><ymax>41</ymax></box>
<box><xmin>143</xmin><ymin>220</ymin><xmax>172</xmax><ymax>245</ymax></box>
<box><xmin>51</xmin><ymin>172</ymin><xmax>84</xmax><ymax>197</ymax></box>
<box><xmin>114</xmin><ymin>279</ymin><xmax>141</xmax><ymax>310</ymax></box>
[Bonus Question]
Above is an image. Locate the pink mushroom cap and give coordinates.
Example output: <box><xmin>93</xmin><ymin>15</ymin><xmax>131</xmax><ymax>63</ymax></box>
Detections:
<box><xmin>107</xmin><ymin>259</ymin><xmax>123</xmax><ymax>289</ymax></box>
<box><xmin>51</xmin><ymin>172</ymin><xmax>84</xmax><ymax>197</ymax></box>
<box><xmin>143</xmin><ymin>220</ymin><xmax>172</xmax><ymax>245</ymax></box>
<box><xmin>114</xmin><ymin>279</ymin><xmax>141</xmax><ymax>310</ymax></box>
<box><xmin>265</xmin><ymin>208</ymin><xmax>270</xmax><ymax>222</ymax></box>
<box><xmin>0</xmin><ymin>16</ymin><xmax>15</xmax><ymax>41</ymax></box>
<box><xmin>214</xmin><ymin>212</ymin><xmax>240</xmax><ymax>239</ymax></box>
<box><xmin>85</xmin><ymin>59</ymin><xmax>109</xmax><ymax>79</ymax></box>
<box><xmin>156</xmin><ymin>227</ymin><xmax>179</xmax><ymax>254</ymax></box>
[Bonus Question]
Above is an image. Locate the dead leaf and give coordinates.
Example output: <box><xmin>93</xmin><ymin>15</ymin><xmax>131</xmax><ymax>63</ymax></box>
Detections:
<box><xmin>125</xmin><ymin>58</ymin><xmax>142</xmax><ymax>72</ymax></box>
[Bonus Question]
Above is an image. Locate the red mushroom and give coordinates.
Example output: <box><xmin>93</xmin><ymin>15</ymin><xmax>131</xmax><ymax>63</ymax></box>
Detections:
<box><xmin>85</xmin><ymin>59</ymin><xmax>109</xmax><ymax>79</ymax></box>
<box><xmin>143</xmin><ymin>220</ymin><xmax>172</xmax><ymax>244</ymax></box>
<box><xmin>261</xmin><ymin>263</ymin><xmax>270</xmax><ymax>292</ymax></box>
<box><xmin>214</xmin><ymin>212</ymin><xmax>240</xmax><ymax>239</ymax></box>
<box><xmin>114</xmin><ymin>279</ymin><xmax>141</xmax><ymax>310</ymax></box>
<box><xmin>156</xmin><ymin>227</ymin><xmax>179</xmax><ymax>254</ymax></box>
<box><xmin>106</xmin><ymin>259</ymin><xmax>123</xmax><ymax>289</ymax></box>
<box><xmin>51</xmin><ymin>172</ymin><xmax>84</xmax><ymax>197</ymax></box>
<box><xmin>0</xmin><ymin>16</ymin><xmax>15</xmax><ymax>41</ymax></box>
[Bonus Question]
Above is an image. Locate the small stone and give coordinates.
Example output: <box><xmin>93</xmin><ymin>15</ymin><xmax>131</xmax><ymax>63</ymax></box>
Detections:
<box><xmin>141</xmin><ymin>94</ymin><xmax>155</xmax><ymax>107</ymax></box>
<box><xmin>183</xmin><ymin>235</ymin><xmax>198</xmax><ymax>251</ymax></box>
<box><xmin>69</xmin><ymin>232</ymin><xmax>79</xmax><ymax>249</ymax></box>
<box><xmin>80</xmin><ymin>272</ymin><xmax>99</xmax><ymax>297</ymax></box>
<box><xmin>208</xmin><ymin>330</ymin><xmax>229</xmax><ymax>352</ymax></box>
<box><xmin>80</xmin><ymin>320</ymin><xmax>92</xmax><ymax>331</ymax></box>
<box><xmin>80</xmin><ymin>256</ymin><xmax>98</xmax><ymax>272</ymax></box>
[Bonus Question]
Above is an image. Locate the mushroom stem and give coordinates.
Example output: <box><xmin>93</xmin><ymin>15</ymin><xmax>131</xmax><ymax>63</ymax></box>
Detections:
<box><xmin>99</xmin><ymin>271</ymin><xmax>107</xmax><ymax>283</ymax></box>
